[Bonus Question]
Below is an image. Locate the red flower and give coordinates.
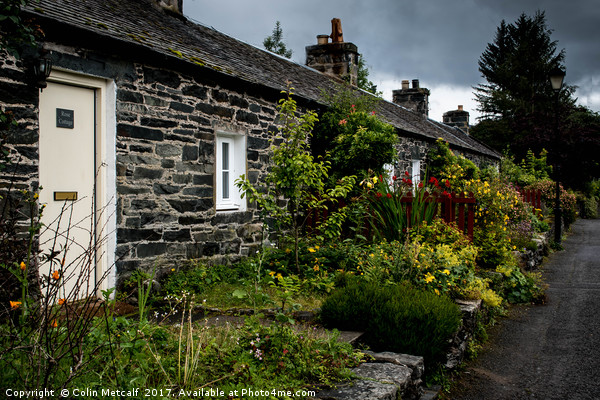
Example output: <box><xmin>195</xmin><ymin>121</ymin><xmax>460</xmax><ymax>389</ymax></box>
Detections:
<box><xmin>376</xmin><ymin>192</ymin><xmax>383</xmax><ymax>198</ymax></box>
<box><xmin>392</xmin><ymin>175</ymin><xmax>397</xmax><ymax>181</ymax></box>
<box><xmin>445</xmin><ymin>180</ymin><xmax>451</xmax><ymax>188</ymax></box>
<box><xmin>418</xmin><ymin>182</ymin><xmax>424</xmax><ymax>188</ymax></box>
<box><xmin>386</xmin><ymin>193</ymin><xmax>392</xmax><ymax>199</ymax></box>
<box><xmin>404</xmin><ymin>171</ymin><xmax>410</xmax><ymax>177</ymax></box>
<box><xmin>339</xmin><ymin>119</ymin><xmax>347</xmax><ymax>125</ymax></box>
<box><xmin>371</xmin><ymin>111</ymin><xmax>376</xmax><ymax>115</ymax></box>
<box><xmin>406</xmin><ymin>179</ymin><xmax>413</xmax><ymax>186</ymax></box>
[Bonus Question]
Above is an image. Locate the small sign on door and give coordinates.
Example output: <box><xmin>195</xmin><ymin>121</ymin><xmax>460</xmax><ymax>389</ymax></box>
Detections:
<box><xmin>56</xmin><ymin>108</ymin><xmax>74</xmax><ymax>129</ymax></box>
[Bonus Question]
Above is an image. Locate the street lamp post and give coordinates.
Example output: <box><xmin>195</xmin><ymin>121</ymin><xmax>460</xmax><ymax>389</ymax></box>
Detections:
<box><xmin>549</xmin><ymin>67</ymin><xmax>565</xmax><ymax>244</ymax></box>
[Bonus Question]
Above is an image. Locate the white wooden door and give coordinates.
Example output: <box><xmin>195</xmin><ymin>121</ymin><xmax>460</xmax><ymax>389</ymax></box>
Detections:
<box><xmin>39</xmin><ymin>81</ymin><xmax>97</xmax><ymax>300</ymax></box>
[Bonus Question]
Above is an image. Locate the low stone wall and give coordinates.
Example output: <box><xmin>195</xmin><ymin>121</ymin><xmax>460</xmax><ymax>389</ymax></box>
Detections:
<box><xmin>515</xmin><ymin>231</ymin><xmax>551</xmax><ymax>271</ymax></box>
<box><xmin>445</xmin><ymin>299</ymin><xmax>483</xmax><ymax>370</ymax></box>
<box><xmin>311</xmin><ymin>351</ymin><xmax>425</xmax><ymax>400</ymax></box>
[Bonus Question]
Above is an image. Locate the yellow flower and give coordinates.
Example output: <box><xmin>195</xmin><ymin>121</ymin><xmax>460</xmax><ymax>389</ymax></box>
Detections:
<box><xmin>424</xmin><ymin>273</ymin><xmax>435</xmax><ymax>283</ymax></box>
<box><xmin>33</xmin><ymin>193</ymin><xmax>39</xmax><ymax>199</ymax></box>
<box><xmin>10</xmin><ymin>301</ymin><xmax>21</xmax><ymax>310</ymax></box>
<box><xmin>443</xmin><ymin>269</ymin><xmax>450</xmax><ymax>275</ymax></box>
<box><xmin>308</xmin><ymin>247</ymin><xmax>316</xmax><ymax>253</ymax></box>
<box><xmin>269</xmin><ymin>271</ymin><xmax>276</xmax><ymax>277</ymax></box>
<box><xmin>276</xmin><ymin>273</ymin><xmax>283</xmax><ymax>280</ymax></box>
<box><xmin>20</xmin><ymin>262</ymin><xmax>26</xmax><ymax>271</ymax></box>
<box><xmin>313</xmin><ymin>265</ymin><xmax>319</xmax><ymax>272</ymax></box>
<box><xmin>285</xmin><ymin>248</ymin><xmax>292</xmax><ymax>253</ymax></box>
<box><xmin>434</xmin><ymin>289</ymin><xmax>440</xmax><ymax>296</ymax></box>
<box><xmin>372</xmin><ymin>176</ymin><xmax>378</xmax><ymax>183</ymax></box>
<box><xmin>366</xmin><ymin>181</ymin><xmax>373</xmax><ymax>189</ymax></box>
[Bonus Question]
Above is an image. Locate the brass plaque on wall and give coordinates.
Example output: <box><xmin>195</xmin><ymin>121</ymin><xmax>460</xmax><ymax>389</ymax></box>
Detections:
<box><xmin>54</xmin><ymin>191</ymin><xmax>78</xmax><ymax>201</ymax></box>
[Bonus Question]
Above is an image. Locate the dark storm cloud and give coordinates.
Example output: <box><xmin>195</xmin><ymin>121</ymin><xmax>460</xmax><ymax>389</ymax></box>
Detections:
<box><xmin>184</xmin><ymin>0</ymin><xmax>599</xmax><ymax>114</ymax></box>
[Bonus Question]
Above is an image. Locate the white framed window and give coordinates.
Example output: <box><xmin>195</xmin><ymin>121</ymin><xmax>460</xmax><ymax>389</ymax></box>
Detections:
<box><xmin>216</xmin><ymin>132</ymin><xmax>246</xmax><ymax>212</ymax></box>
<box><xmin>411</xmin><ymin>159</ymin><xmax>421</xmax><ymax>188</ymax></box>
<box><xmin>383</xmin><ymin>163</ymin><xmax>395</xmax><ymax>186</ymax></box>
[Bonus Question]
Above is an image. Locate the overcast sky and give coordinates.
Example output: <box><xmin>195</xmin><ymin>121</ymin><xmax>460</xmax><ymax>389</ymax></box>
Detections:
<box><xmin>184</xmin><ymin>0</ymin><xmax>599</xmax><ymax>122</ymax></box>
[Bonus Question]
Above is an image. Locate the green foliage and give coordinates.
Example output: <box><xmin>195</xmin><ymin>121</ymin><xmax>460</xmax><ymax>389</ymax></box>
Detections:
<box><xmin>0</xmin><ymin>0</ymin><xmax>39</xmax><ymax>58</ymax></box>
<box><xmin>579</xmin><ymin>195</ymin><xmax>598</xmax><ymax>219</ymax></box>
<box><xmin>320</xmin><ymin>281</ymin><xmax>461</xmax><ymax>365</ymax></box>
<box><xmin>236</xmin><ymin>86</ymin><xmax>355</xmax><ymax>272</ymax></box>
<box><xmin>525</xmin><ymin>180</ymin><xmax>577</xmax><ymax>226</ymax></box>
<box><xmin>500</xmin><ymin>149</ymin><xmax>552</xmax><ymax>187</ymax></box>
<box><xmin>361</xmin><ymin>173</ymin><xmax>440</xmax><ymax>242</ymax></box>
<box><xmin>495</xmin><ymin>265</ymin><xmax>545</xmax><ymax>304</ymax></box>
<box><xmin>475</xmin><ymin>11</ymin><xmax>572</xmax><ymax>120</ymax></box>
<box><xmin>313</xmin><ymin>86</ymin><xmax>397</xmax><ymax>181</ymax></box>
<box><xmin>356</xmin><ymin>55</ymin><xmax>379</xmax><ymax>95</ymax></box>
<box><xmin>161</xmin><ymin>262</ymin><xmax>236</xmax><ymax>297</ymax></box>
<box><xmin>427</xmin><ymin>139</ymin><xmax>479</xmax><ymax>184</ymax></box>
<box><xmin>263</xmin><ymin>21</ymin><xmax>292</xmax><ymax>58</ymax></box>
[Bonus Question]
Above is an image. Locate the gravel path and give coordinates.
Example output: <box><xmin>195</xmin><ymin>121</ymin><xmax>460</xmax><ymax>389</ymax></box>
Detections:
<box><xmin>446</xmin><ymin>219</ymin><xmax>600</xmax><ymax>400</ymax></box>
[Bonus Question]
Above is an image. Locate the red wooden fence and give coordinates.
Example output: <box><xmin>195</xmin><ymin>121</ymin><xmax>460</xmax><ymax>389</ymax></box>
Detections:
<box><xmin>519</xmin><ymin>189</ymin><xmax>543</xmax><ymax>215</ymax></box>
<box><xmin>401</xmin><ymin>192</ymin><xmax>476</xmax><ymax>241</ymax></box>
<box><xmin>307</xmin><ymin>191</ymin><xmax>476</xmax><ymax>241</ymax></box>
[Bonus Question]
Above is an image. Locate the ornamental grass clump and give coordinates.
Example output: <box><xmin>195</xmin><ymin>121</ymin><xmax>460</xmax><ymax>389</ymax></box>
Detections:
<box><xmin>362</xmin><ymin>172</ymin><xmax>444</xmax><ymax>242</ymax></box>
<box><xmin>320</xmin><ymin>281</ymin><xmax>461</xmax><ymax>366</ymax></box>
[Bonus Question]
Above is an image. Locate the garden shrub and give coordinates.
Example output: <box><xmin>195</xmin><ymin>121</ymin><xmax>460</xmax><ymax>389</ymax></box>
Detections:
<box><xmin>499</xmin><ymin>149</ymin><xmax>551</xmax><ymax>187</ymax></box>
<box><xmin>526</xmin><ymin>180</ymin><xmax>577</xmax><ymax>227</ymax></box>
<box><xmin>320</xmin><ymin>281</ymin><xmax>461</xmax><ymax>365</ymax></box>
<box><xmin>427</xmin><ymin>138</ymin><xmax>480</xmax><ymax>183</ymax></box>
<box><xmin>313</xmin><ymin>86</ymin><xmax>397</xmax><ymax>181</ymax></box>
<box><xmin>160</xmin><ymin>262</ymin><xmax>241</xmax><ymax>296</ymax></box>
<box><xmin>576</xmin><ymin>193</ymin><xmax>598</xmax><ymax>219</ymax></box>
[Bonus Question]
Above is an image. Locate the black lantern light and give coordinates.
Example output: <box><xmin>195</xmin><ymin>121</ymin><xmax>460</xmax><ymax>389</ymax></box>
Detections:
<box><xmin>549</xmin><ymin>67</ymin><xmax>566</xmax><ymax>92</ymax></box>
<box><xmin>33</xmin><ymin>55</ymin><xmax>52</xmax><ymax>89</ymax></box>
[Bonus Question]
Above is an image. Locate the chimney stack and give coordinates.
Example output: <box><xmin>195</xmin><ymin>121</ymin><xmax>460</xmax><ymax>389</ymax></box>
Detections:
<box><xmin>305</xmin><ymin>18</ymin><xmax>359</xmax><ymax>86</ymax></box>
<box><xmin>158</xmin><ymin>0</ymin><xmax>183</xmax><ymax>14</ymax></box>
<box><xmin>443</xmin><ymin>105</ymin><xmax>470</xmax><ymax>134</ymax></box>
<box><xmin>392</xmin><ymin>79</ymin><xmax>430</xmax><ymax>117</ymax></box>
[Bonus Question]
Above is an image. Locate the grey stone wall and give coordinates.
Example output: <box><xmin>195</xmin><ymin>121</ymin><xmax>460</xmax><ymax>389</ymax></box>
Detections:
<box><xmin>113</xmin><ymin>64</ymin><xmax>279</xmax><ymax>279</ymax></box>
<box><xmin>391</xmin><ymin>136</ymin><xmax>499</xmax><ymax>180</ymax></box>
<box><xmin>0</xmin><ymin>52</ymin><xmax>40</xmax><ymax>235</ymax></box>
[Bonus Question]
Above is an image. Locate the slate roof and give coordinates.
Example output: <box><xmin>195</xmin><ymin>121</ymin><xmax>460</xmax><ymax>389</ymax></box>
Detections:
<box><xmin>24</xmin><ymin>0</ymin><xmax>500</xmax><ymax>159</ymax></box>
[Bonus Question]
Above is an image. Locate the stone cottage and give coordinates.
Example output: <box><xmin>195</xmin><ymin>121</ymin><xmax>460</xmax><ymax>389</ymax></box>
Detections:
<box><xmin>0</xmin><ymin>0</ymin><xmax>499</xmax><ymax>296</ymax></box>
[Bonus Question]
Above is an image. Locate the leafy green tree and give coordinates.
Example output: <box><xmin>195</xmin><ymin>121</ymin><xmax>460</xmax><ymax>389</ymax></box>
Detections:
<box><xmin>263</xmin><ymin>21</ymin><xmax>292</xmax><ymax>59</ymax></box>
<box><xmin>356</xmin><ymin>55</ymin><xmax>378</xmax><ymax>95</ymax></box>
<box><xmin>236</xmin><ymin>86</ymin><xmax>355</xmax><ymax>272</ymax></box>
<box><xmin>313</xmin><ymin>85</ymin><xmax>397</xmax><ymax>182</ymax></box>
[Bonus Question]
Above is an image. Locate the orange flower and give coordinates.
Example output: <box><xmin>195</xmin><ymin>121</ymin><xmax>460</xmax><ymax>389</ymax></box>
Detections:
<box><xmin>52</xmin><ymin>270</ymin><xmax>60</xmax><ymax>280</ymax></box>
<box><xmin>51</xmin><ymin>319</ymin><xmax>58</xmax><ymax>328</ymax></box>
<box><xmin>20</xmin><ymin>262</ymin><xmax>26</xmax><ymax>271</ymax></box>
<box><xmin>58</xmin><ymin>298</ymin><xmax>66</xmax><ymax>305</ymax></box>
<box><xmin>10</xmin><ymin>301</ymin><xmax>21</xmax><ymax>310</ymax></box>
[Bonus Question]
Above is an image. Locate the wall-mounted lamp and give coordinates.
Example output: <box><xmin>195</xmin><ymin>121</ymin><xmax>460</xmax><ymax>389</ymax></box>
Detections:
<box><xmin>33</xmin><ymin>56</ymin><xmax>52</xmax><ymax>89</ymax></box>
